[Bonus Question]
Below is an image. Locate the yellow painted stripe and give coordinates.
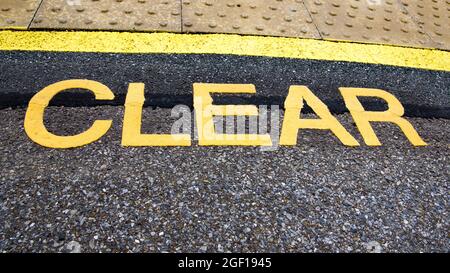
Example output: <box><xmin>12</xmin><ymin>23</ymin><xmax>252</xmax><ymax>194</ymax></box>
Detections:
<box><xmin>1</xmin><ymin>26</ymin><xmax>28</xmax><ymax>30</ymax></box>
<box><xmin>0</xmin><ymin>30</ymin><xmax>449</xmax><ymax>72</ymax></box>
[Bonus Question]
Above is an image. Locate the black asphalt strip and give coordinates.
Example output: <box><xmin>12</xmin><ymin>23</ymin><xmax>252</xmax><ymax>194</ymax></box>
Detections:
<box><xmin>0</xmin><ymin>51</ymin><xmax>449</xmax><ymax>118</ymax></box>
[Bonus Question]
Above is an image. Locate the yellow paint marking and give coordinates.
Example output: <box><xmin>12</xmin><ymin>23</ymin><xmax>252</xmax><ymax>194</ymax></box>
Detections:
<box><xmin>24</xmin><ymin>80</ymin><xmax>427</xmax><ymax>148</ymax></box>
<box><xmin>0</xmin><ymin>30</ymin><xmax>449</xmax><ymax>71</ymax></box>
<box><xmin>122</xmin><ymin>83</ymin><xmax>191</xmax><ymax>146</ymax></box>
<box><xmin>280</xmin><ymin>86</ymin><xmax>359</xmax><ymax>146</ymax></box>
<box><xmin>1</xmin><ymin>26</ymin><xmax>28</xmax><ymax>30</ymax></box>
<box><xmin>24</xmin><ymin>79</ymin><xmax>113</xmax><ymax>148</ymax></box>
<box><xmin>340</xmin><ymin>88</ymin><xmax>427</xmax><ymax>146</ymax></box>
<box><xmin>193</xmin><ymin>83</ymin><xmax>272</xmax><ymax>146</ymax></box>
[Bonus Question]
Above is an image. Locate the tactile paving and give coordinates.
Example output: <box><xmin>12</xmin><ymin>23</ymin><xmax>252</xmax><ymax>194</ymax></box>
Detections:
<box><xmin>303</xmin><ymin>0</ymin><xmax>435</xmax><ymax>48</ymax></box>
<box><xmin>181</xmin><ymin>0</ymin><xmax>321</xmax><ymax>38</ymax></box>
<box><xmin>30</xmin><ymin>0</ymin><xmax>181</xmax><ymax>32</ymax></box>
<box><xmin>399</xmin><ymin>0</ymin><xmax>450</xmax><ymax>50</ymax></box>
<box><xmin>0</xmin><ymin>0</ymin><xmax>42</xmax><ymax>29</ymax></box>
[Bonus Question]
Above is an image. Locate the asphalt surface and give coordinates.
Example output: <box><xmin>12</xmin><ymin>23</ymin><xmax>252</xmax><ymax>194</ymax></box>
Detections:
<box><xmin>0</xmin><ymin>106</ymin><xmax>448</xmax><ymax>252</ymax></box>
<box><xmin>0</xmin><ymin>52</ymin><xmax>449</xmax><ymax>118</ymax></box>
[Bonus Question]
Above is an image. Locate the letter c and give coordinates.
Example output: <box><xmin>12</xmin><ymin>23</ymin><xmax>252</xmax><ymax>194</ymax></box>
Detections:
<box><xmin>24</xmin><ymin>79</ymin><xmax>114</xmax><ymax>148</ymax></box>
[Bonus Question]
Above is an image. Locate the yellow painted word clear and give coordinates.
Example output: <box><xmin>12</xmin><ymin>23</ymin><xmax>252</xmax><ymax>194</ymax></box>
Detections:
<box><xmin>24</xmin><ymin>80</ymin><xmax>427</xmax><ymax>148</ymax></box>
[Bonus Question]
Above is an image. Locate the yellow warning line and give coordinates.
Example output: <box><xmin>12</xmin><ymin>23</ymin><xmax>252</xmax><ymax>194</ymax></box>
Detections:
<box><xmin>0</xmin><ymin>30</ymin><xmax>449</xmax><ymax>72</ymax></box>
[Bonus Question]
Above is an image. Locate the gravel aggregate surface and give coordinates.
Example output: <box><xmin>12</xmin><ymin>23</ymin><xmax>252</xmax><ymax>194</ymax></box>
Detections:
<box><xmin>0</xmin><ymin>106</ymin><xmax>448</xmax><ymax>252</ymax></box>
